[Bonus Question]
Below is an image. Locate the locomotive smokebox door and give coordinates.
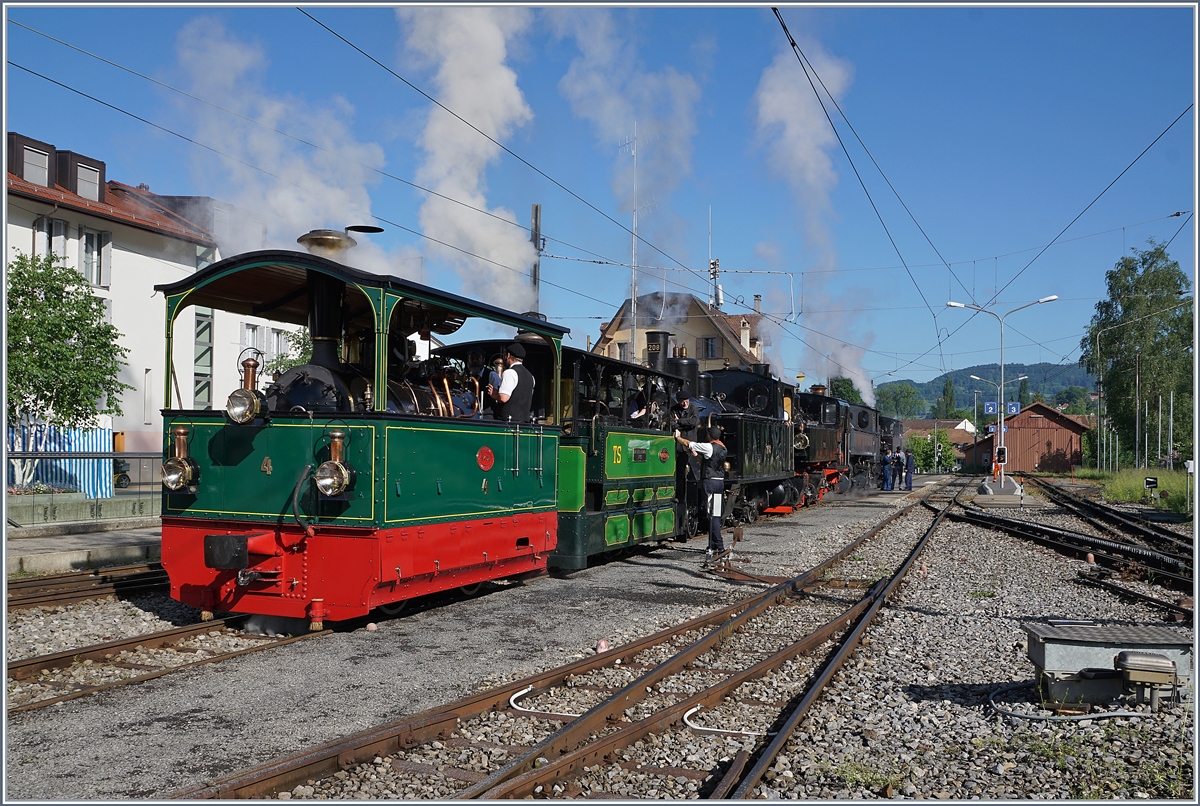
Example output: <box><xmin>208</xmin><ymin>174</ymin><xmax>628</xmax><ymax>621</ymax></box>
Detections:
<box><xmin>204</xmin><ymin>534</ymin><xmax>250</xmax><ymax>569</ymax></box>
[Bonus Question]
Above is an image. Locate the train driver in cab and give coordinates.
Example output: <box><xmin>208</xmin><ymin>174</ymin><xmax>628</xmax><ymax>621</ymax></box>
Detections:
<box><xmin>488</xmin><ymin>342</ymin><xmax>536</xmax><ymax>422</ymax></box>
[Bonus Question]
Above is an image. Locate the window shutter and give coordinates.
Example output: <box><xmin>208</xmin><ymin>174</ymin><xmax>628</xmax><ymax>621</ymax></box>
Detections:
<box><xmin>696</xmin><ymin>338</ymin><xmax>704</xmax><ymax>359</ymax></box>
<box><xmin>34</xmin><ymin>219</ymin><xmax>50</xmax><ymax>257</ymax></box>
<box><xmin>240</xmin><ymin>324</ymin><xmax>248</xmax><ymax>349</ymax></box>
<box><xmin>52</xmin><ymin>220</ymin><xmax>67</xmax><ymax>263</ymax></box>
<box><xmin>715</xmin><ymin>339</ymin><xmax>724</xmax><ymax>359</ymax></box>
<box><xmin>256</xmin><ymin>326</ymin><xmax>266</xmax><ymax>352</ymax></box>
<box><xmin>100</xmin><ymin>233</ymin><xmax>112</xmax><ymax>287</ymax></box>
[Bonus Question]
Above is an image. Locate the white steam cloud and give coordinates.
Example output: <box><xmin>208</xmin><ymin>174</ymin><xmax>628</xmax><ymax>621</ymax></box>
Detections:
<box><xmin>549</xmin><ymin>8</ymin><xmax>701</xmax><ymax>257</ymax></box>
<box><xmin>174</xmin><ymin>18</ymin><xmax>413</xmax><ymax>275</ymax></box>
<box><xmin>398</xmin><ymin>7</ymin><xmax>537</xmax><ymax>311</ymax></box>
<box><xmin>755</xmin><ymin>39</ymin><xmax>873</xmax><ymax>403</ymax></box>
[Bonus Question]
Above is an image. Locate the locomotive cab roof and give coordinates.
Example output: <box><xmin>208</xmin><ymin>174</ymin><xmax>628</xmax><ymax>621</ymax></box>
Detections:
<box><xmin>154</xmin><ymin>248</ymin><xmax>569</xmax><ymax>341</ymax></box>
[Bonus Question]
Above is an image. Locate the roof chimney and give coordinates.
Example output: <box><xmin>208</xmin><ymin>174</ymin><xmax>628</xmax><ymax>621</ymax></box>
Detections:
<box><xmin>740</xmin><ymin>318</ymin><xmax>751</xmax><ymax>352</ymax></box>
<box><xmin>753</xmin><ymin>294</ymin><xmax>762</xmax><ymax>314</ymax></box>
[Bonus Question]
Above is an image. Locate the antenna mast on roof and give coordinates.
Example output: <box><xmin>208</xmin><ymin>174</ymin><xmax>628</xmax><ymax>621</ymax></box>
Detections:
<box><xmin>619</xmin><ymin>122</ymin><xmax>640</xmax><ymax>362</ymax></box>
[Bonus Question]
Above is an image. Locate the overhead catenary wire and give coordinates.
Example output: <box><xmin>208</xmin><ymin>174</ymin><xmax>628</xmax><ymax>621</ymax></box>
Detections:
<box><xmin>5</xmin><ymin>17</ymin><xmax>628</xmax><ymax>272</ymax></box>
<box><xmin>6</xmin><ymin>60</ymin><xmax>624</xmax><ymax>312</ymax></box>
<box><xmin>772</xmin><ymin>8</ymin><xmax>948</xmax><ymax>373</ymax></box>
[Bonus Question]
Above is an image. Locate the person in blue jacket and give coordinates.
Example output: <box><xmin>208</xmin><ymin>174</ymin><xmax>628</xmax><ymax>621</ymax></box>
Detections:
<box><xmin>904</xmin><ymin>449</ymin><xmax>915</xmax><ymax>491</ymax></box>
<box><xmin>880</xmin><ymin>451</ymin><xmax>893</xmax><ymax>490</ymax></box>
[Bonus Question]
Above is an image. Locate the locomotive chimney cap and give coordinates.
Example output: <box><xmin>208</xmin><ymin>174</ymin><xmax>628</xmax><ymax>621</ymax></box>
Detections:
<box><xmin>297</xmin><ymin>225</ymin><xmax>383</xmax><ymax>254</ymax></box>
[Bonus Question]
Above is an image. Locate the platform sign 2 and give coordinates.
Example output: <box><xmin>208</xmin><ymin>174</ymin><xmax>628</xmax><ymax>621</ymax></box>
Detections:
<box><xmin>987</xmin><ymin>425</ymin><xmax>1008</xmax><ymax>433</ymax></box>
<box><xmin>984</xmin><ymin>402</ymin><xmax>998</xmax><ymax>415</ymax></box>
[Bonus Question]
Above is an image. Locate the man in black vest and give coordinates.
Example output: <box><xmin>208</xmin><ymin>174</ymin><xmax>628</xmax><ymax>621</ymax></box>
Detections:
<box><xmin>488</xmin><ymin>342</ymin><xmax>535</xmax><ymax>422</ymax></box>
<box><xmin>675</xmin><ymin>424</ymin><xmax>728</xmax><ymax>562</ymax></box>
<box><xmin>671</xmin><ymin>391</ymin><xmax>701</xmax><ymax>480</ymax></box>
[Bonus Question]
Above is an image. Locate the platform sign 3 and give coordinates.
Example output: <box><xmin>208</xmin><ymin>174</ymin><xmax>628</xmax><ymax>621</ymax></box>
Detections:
<box><xmin>1006</xmin><ymin>401</ymin><xmax>1021</xmax><ymax>415</ymax></box>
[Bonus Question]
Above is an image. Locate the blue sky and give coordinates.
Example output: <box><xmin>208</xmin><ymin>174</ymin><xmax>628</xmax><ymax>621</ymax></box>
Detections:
<box><xmin>5</xmin><ymin>4</ymin><xmax>1195</xmax><ymax>400</ymax></box>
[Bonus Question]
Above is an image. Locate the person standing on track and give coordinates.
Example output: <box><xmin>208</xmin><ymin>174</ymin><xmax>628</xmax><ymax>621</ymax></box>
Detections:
<box><xmin>675</xmin><ymin>424</ymin><xmax>728</xmax><ymax>563</ymax></box>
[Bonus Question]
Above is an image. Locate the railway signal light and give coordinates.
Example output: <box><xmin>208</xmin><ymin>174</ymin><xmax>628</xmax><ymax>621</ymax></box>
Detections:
<box><xmin>996</xmin><ymin>446</ymin><xmax>1008</xmax><ymax>465</ymax></box>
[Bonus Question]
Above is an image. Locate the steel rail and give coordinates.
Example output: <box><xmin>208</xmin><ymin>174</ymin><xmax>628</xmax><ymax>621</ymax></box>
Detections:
<box><xmin>7</xmin><ymin>563</ymin><xmax>169</xmax><ymax>610</ymax></box>
<box><xmin>7</xmin><ymin>618</ymin><xmax>331</xmax><ymax>713</ymax></box>
<box><xmin>948</xmin><ymin>508</ymin><xmax>1192</xmax><ymax>590</ymax></box>
<box><xmin>457</xmin><ymin>497</ymin><xmax>932</xmax><ymax>799</ymax></box>
<box><xmin>725</xmin><ymin>477</ymin><xmax>967</xmax><ymax>799</ymax></box>
<box><xmin>172</xmin><ymin>495</ymin><xmax>929</xmax><ymax>800</ymax></box>
<box><xmin>1022</xmin><ymin>475</ymin><xmax>1192</xmax><ymax>555</ymax></box>
<box><xmin>1075</xmin><ymin>570</ymin><xmax>1193</xmax><ymax>620</ymax></box>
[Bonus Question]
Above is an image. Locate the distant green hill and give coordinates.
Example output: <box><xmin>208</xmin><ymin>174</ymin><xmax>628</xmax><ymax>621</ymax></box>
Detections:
<box><xmin>876</xmin><ymin>363</ymin><xmax>1094</xmax><ymax>416</ymax></box>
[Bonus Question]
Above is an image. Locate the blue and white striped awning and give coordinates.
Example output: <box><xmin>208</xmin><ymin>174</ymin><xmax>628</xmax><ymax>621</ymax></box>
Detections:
<box><xmin>7</xmin><ymin>426</ymin><xmax>114</xmax><ymax>499</ymax></box>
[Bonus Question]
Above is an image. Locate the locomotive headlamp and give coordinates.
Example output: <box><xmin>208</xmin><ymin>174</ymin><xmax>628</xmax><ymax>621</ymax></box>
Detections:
<box><xmin>315</xmin><ymin>429</ymin><xmax>355</xmax><ymax>497</ymax></box>
<box><xmin>226</xmin><ymin>358</ymin><xmax>267</xmax><ymax>424</ymax></box>
<box><xmin>162</xmin><ymin>425</ymin><xmax>199</xmax><ymax>491</ymax></box>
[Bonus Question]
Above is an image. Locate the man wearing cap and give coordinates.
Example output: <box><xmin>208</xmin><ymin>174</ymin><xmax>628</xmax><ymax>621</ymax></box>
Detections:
<box><xmin>488</xmin><ymin>342</ymin><xmax>536</xmax><ymax>422</ymax></box>
<box><xmin>675</xmin><ymin>425</ymin><xmax>728</xmax><ymax>562</ymax></box>
<box><xmin>671</xmin><ymin>390</ymin><xmax>701</xmax><ymax>480</ymax></box>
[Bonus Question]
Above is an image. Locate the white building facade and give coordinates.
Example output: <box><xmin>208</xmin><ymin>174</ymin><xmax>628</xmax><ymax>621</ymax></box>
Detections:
<box><xmin>6</xmin><ymin>132</ymin><xmax>295</xmax><ymax>453</ymax></box>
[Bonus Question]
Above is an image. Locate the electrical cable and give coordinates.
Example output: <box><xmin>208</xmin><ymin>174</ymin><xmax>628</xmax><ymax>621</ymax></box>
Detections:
<box><xmin>297</xmin><ymin>8</ymin><xmax>710</xmax><ymax>288</ymax></box>
<box><xmin>986</xmin><ymin>104</ymin><xmax>1193</xmax><ymax>306</ymax></box>
<box><xmin>7</xmin><ymin>60</ymin><xmax>626</xmax><ymax>312</ymax></box>
<box><xmin>773</xmin><ymin>9</ymin><xmax>976</xmax><ymax>307</ymax></box>
<box><xmin>5</xmin><ymin>17</ymin><xmax>631</xmax><ymax>271</ymax></box>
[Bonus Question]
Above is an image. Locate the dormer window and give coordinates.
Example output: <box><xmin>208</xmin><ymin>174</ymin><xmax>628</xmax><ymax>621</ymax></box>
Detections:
<box><xmin>23</xmin><ymin>147</ymin><xmax>49</xmax><ymax>186</ymax></box>
<box><xmin>77</xmin><ymin>163</ymin><xmax>100</xmax><ymax>201</ymax></box>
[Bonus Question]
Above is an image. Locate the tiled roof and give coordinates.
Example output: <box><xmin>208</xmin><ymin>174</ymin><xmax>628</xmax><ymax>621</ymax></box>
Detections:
<box><xmin>7</xmin><ymin>173</ymin><xmax>216</xmax><ymax>246</ymax></box>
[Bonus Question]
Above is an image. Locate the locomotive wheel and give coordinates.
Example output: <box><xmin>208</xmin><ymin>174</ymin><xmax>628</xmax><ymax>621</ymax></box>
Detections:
<box><xmin>378</xmin><ymin>600</ymin><xmax>408</xmax><ymax>616</ymax></box>
<box><xmin>683</xmin><ymin>506</ymin><xmax>700</xmax><ymax>538</ymax></box>
<box><xmin>458</xmin><ymin>583</ymin><xmax>483</xmax><ymax>596</ymax></box>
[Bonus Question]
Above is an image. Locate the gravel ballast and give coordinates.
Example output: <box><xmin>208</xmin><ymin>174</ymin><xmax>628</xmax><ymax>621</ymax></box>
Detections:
<box><xmin>4</xmin><ymin>482</ymin><xmax>1193</xmax><ymax>800</ymax></box>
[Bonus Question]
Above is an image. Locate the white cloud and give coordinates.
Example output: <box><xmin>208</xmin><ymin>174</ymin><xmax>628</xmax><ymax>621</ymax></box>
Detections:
<box><xmin>398</xmin><ymin>7</ymin><xmax>537</xmax><ymax>311</ymax></box>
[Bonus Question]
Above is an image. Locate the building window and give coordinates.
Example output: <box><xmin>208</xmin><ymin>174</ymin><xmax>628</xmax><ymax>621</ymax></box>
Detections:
<box><xmin>194</xmin><ymin>307</ymin><xmax>213</xmax><ymax>410</ymax></box>
<box><xmin>617</xmin><ymin>341</ymin><xmax>629</xmax><ymax>362</ymax></box>
<box><xmin>703</xmin><ymin>337</ymin><xmax>719</xmax><ymax>359</ymax></box>
<box><xmin>242</xmin><ymin>323</ymin><xmax>266</xmax><ymax>354</ymax></box>
<box><xmin>196</xmin><ymin>245</ymin><xmax>217</xmax><ymax>271</ymax></box>
<box><xmin>270</xmin><ymin>328</ymin><xmax>288</xmax><ymax>359</ymax></box>
<box><xmin>23</xmin><ymin>147</ymin><xmax>49</xmax><ymax>186</ymax></box>
<box><xmin>77</xmin><ymin>164</ymin><xmax>100</xmax><ymax>201</ymax></box>
<box><xmin>80</xmin><ymin>229</ymin><xmax>110</xmax><ymax>287</ymax></box>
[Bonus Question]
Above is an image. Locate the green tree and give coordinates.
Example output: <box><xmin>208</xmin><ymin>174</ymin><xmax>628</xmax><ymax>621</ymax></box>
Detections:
<box><xmin>6</xmin><ymin>252</ymin><xmax>132</xmax><ymax>485</ymax></box>
<box><xmin>828</xmin><ymin>376</ymin><xmax>864</xmax><ymax>404</ymax></box>
<box><xmin>907</xmin><ymin>429</ymin><xmax>956</xmax><ymax>473</ymax></box>
<box><xmin>875</xmin><ymin>381</ymin><xmax>923</xmax><ymax>418</ymax></box>
<box><xmin>1054</xmin><ymin>386</ymin><xmax>1091</xmax><ymax>414</ymax></box>
<box><xmin>1018</xmin><ymin>378</ymin><xmax>1031</xmax><ymax>408</ymax></box>
<box><xmin>1080</xmin><ymin>241</ymin><xmax>1193</xmax><ymax>461</ymax></box>
<box><xmin>265</xmin><ymin>328</ymin><xmax>312</xmax><ymax>376</ymax></box>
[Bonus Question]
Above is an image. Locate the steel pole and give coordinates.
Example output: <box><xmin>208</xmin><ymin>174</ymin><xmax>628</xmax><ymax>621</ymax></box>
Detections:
<box><xmin>1169</xmin><ymin>391</ymin><xmax>1174</xmax><ymax>471</ymax></box>
<box><xmin>1158</xmin><ymin>395</ymin><xmax>1162</xmax><ymax>467</ymax></box>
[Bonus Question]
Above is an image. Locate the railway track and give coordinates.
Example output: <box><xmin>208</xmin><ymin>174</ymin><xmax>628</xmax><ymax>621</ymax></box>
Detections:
<box><xmin>6</xmin><ymin>615</ymin><xmax>330</xmax><ymax>713</ymax></box>
<box><xmin>7</xmin><ymin>562</ymin><xmax>169</xmax><ymax>611</ymax></box>
<box><xmin>172</xmin><ymin>478</ymin><xmax>966</xmax><ymax>800</ymax></box>
<box><xmin>1020</xmin><ymin>475</ymin><xmax>1192</xmax><ymax>557</ymax></box>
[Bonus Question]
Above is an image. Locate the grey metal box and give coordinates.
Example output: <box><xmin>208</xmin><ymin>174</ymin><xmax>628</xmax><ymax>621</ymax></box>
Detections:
<box><xmin>1024</xmin><ymin>622</ymin><xmax>1193</xmax><ymax>681</ymax></box>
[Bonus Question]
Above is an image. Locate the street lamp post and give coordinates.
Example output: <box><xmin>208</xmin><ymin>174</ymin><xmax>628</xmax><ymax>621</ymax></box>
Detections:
<box><xmin>951</xmin><ymin>295</ymin><xmax>1057</xmax><ymax>492</ymax></box>
<box><xmin>972</xmin><ymin>374</ymin><xmax>1026</xmax><ymax>479</ymax></box>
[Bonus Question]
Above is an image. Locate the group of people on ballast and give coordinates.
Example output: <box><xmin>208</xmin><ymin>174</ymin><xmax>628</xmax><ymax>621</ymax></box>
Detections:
<box><xmin>462</xmin><ymin>343</ymin><xmax>535</xmax><ymax>422</ymax></box>
<box><xmin>880</xmin><ymin>448</ymin><xmax>914</xmax><ymax>491</ymax></box>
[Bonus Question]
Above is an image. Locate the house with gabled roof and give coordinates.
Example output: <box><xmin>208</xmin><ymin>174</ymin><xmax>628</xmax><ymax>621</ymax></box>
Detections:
<box><xmin>6</xmin><ymin>132</ymin><xmax>288</xmax><ymax>452</ymax></box>
<box><xmin>973</xmin><ymin>401</ymin><xmax>1093</xmax><ymax>473</ymax></box>
<box><xmin>593</xmin><ymin>290</ymin><xmax>772</xmax><ymax>372</ymax></box>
